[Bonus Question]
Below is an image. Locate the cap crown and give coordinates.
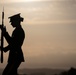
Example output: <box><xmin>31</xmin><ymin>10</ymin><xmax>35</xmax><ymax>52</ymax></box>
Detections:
<box><xmin>9</xmin><ymin>13</ymin><xmax>23</xmax><ymax>22</ymax></box>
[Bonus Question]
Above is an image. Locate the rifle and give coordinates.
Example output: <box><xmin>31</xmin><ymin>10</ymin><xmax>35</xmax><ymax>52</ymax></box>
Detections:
<box><xmin>0</xmin><ymin>8</ymin><xmax>4</xmax><ymax>63</ymax></box>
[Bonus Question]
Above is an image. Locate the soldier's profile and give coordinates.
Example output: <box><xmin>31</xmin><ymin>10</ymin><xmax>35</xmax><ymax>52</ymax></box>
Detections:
<box><xmin>1</xmin><ymin>13</ymin><xmax>25</xmax><ymax>75</ymax></box>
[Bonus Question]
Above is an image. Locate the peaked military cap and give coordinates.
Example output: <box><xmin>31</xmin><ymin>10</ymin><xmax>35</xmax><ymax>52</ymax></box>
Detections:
<box><xmin>8</xmin><ymin>13</ymin><xmax>24</xmax><ymax>22</ymax></box>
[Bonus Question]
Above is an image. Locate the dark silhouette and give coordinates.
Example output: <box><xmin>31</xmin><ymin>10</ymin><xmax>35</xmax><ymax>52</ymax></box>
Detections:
<box><xmin>1</xmin><ymin>13</ymin><xmax>25</xmax><ymax>75</ymax></box>
<box><xmin>59</xmin><ymin>67</ymin><xmax>76</xmax><ymax>75</ymax></box>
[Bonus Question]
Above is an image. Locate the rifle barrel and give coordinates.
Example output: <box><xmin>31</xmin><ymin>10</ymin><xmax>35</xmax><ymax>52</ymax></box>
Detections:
<box><xmin>0</xmin><ymin>8</ymin><xmax>4</xmax><ymax>63</ymax></box>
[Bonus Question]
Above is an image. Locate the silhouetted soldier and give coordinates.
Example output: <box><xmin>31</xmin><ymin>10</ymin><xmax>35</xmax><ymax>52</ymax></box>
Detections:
<box><xmin>2</xmin><ymin>13</ymin><xmax>25</xmax><ymax>75</ymax></box>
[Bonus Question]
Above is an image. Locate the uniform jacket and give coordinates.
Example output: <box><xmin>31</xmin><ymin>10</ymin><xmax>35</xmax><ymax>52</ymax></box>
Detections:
<box><xmin>4</xmin><ymin>26</ymin><xmax>25</xmax><ymax>62</ymax></box>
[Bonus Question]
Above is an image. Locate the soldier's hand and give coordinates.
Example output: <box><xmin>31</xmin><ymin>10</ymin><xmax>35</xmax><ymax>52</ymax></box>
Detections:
<box><xmin>0</xmin><ymin>25</ymin><xmax>2</xmax><ymax>29</ymax></box>
<box><xmin>3</xmin><ymin>26</ymin><xmax>7</xmax><ymax>35</ymax></box>
<box><xmin>3</xmin><ymin>47</ymin><xmax>7</xmax><ymax>53</ymax></box>
<box><xmin>0</xmin><ymin>25</ymin><xmax>6</xmax><ymax>32</ymax></box>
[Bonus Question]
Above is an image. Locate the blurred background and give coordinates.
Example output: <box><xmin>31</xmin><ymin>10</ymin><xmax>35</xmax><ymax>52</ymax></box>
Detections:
<box><xmin>0</xmin><ymin>0</ymin><xmax>76</xmax><ymax>69</ymax></box>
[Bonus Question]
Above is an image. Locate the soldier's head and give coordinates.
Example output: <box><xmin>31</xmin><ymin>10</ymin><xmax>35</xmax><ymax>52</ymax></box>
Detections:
<box><xmin>8</xmin><ymin>13</ymin><xmax>24</xmax><ymax>27</ymax></box>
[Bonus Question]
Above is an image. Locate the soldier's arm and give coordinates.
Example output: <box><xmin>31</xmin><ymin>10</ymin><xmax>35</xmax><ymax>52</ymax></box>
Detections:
<box><xmin>3</xmin><ymin>45</ymin><xmax>10</xmax><ymax>52</ymax></box>
<box><xmin>4</xmin><ymin>32</ymin><xmax>12</xmax><ymax>44</ymax></box>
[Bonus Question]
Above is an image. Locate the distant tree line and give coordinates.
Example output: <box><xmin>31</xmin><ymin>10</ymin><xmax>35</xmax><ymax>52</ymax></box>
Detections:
<box><xmin>54</xmin><ymin>67</ymin><xmax>76</xmax><ymax>75</ymax></box>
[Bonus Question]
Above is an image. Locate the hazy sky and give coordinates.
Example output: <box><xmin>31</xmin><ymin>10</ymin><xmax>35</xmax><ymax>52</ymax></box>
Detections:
<box><xmin>0</xmin><ymin>0</ymin><xmax>76</xmax><ymax>69</ymax></box>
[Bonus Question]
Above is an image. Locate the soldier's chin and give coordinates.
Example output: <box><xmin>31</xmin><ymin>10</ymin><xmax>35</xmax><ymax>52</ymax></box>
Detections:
<box><xmin>13</xmin><ymin>26</ymin><xmax>16</xmax><ymax>27</ymax></box>
<box><xmin>11</xmin><ymin>24</ymin><xmax>15</xmax><ymax>27</ymax></box>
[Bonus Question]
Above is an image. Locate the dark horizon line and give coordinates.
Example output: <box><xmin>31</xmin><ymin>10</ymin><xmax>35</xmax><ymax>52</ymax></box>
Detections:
<box><xmin>0</xmin><ymin>67</ymin><xmax>70</xmax><ymax>70</ymax></box>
